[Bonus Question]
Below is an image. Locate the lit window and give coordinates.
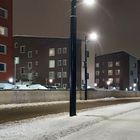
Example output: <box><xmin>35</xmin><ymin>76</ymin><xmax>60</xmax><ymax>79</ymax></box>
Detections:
<box><xmin>0</xmin><ymin>8</ymin><xmax>8</xmax><ymax>19</ymax></box>
<box><xmin>0</xmin><ymin>26</ymin><xmax>8</xmax><ymax>36</ymax></box>
<box><xmin>0</xmin><ymin>63</ymin><xmax>6</xmax><ymax>72</ymax></box>
<box><xmin>115</xmin><ymin>78</ymin><xmax>120</xmax><ymax>84</ymax></box>
<box><xmin>49</xmin><ymin>60</ymin><xmax>55</xmax><ymax>68</ymax></box>
<box><xmin>115</xmin><ymin>61</ymin><xmax>120</xmax><ymax>66</ymax></box>
<box><xmin>49</xmin><ymin>48</ymin><xmax>55</xmax><ymax>56</ymax></box>
<box><xmin>63</xmin><ymin>59</ymin><xmax>67</xmax><ymax>66</ymax></box>
<box><xmin>28</xmin><ymin>62</ymin><xmax>32</xmax><ymax>70</ymax></box>
<box><xmin>28</xmin><ymin>51</ymin><xmax>32</xmax><ymax>58</ymax></box>
<box><xmin>96</xmin><ymin>63</ymin><xmax>99</xmax><ymax>68</ymax></box>
<box><xmin>57</xmin><ymin>72</ymin><xmax>62</xmax><ymax>78</ymax></box>
<box><xmin>0</xmin><ymin>44</ymin><xmax>6</xmax><ymax>54</ymax></box>
<box><xmin>57</xmin><ymin>60</ymin><xmax>62</xmax><ymax>66</ymax></box>
<box><xmin>20</xmin><ymin>67</ymin><xmax>25</xmax><ymax>74</ymax></box>
<box><xmin>49</xmin><ymin>71</ymin><xmax>55</xmax><ymax>79</ymax></box>
<box><xmin>108</xmin><ymin>61</ymin><xmax>113</xmax><ymax>67</ymax></box>
<box><xmin>108</xmin><ymin>78</ymin><xmax>113</xmax><ymax>83</ymax></box>
<box><xmin>57</xmin><ymin>48</ymin><xmax>62</xmax><ymax>54</ymax></box>
<box><xmin>96</xmin><ymin>71</ymin><xmax>100</xmax><ymax>76</ymax></box>
<box><xmin>115</xmin><ymin>69</ymin><xmax>120</xmax><ymax>75</ymax></box>
<box><xmin>20</xmin><ymin>45</ymin><xmax>26</xmax><ymax>53</ymax></box>
<box><xmin>63</xmin><ymin>47</ymin><xmax>67</xmax><ymax>54</ymax></box>
<box><xmin>108</xmin><ymin>70</ymin><xmax>113</xmax><ymax>76</ymax></box>
<box><xmin>63</xmin><ymin>72</ymin><xmax>67</xmax><ymax>78</ymax></box>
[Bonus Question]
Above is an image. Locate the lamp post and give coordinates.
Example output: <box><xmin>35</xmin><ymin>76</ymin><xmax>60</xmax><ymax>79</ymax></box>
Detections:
<box><xmin>70</xmin><ymin>0</ymin><xmax>77</xmax><ymax>117</ymax></box>
<box><xmin>84</xmin><ymin>32</ymin><xmax>98</xmax><ymax>100</ymax></box>
<box><xmin>69</xmin><ymin>0</ymin><xmax>96</xmax><ymax>116</ymax></box>
<box><xmin>84</xmin><ymin>35</ymin><xmax>88</xmax><ymax>100</ymax></box>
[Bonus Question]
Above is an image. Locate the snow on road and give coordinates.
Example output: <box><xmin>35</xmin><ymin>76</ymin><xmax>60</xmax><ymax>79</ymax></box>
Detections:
<box><xmin>0</xmin><ymin>102</ymin><xmax>140</xmax><ymax>140</ymax></box>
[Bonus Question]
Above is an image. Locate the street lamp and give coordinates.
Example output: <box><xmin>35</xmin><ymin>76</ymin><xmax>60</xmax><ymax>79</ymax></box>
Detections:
<box><xmin>70</xmin><ymin>0</ymin><xmax>95</xmax><ymax>116</ymax></box>
<box><xmin>84</xmin><ymin>32</ymin><xmax>98</xmax><ymax>100</ymax></box>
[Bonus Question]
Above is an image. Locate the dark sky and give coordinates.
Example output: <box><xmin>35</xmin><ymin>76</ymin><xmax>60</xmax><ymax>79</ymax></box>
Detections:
<box><xmin>13</xmin><ymin>0</ymin><xmax>140</xmax><ymax>58</ymax></box>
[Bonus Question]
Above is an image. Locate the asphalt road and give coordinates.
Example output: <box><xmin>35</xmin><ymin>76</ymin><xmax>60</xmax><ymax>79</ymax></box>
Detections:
<box><xmin>0</xmin><ymin>97</ymin><xmax>140</xmax><ymax>123</ymax></box>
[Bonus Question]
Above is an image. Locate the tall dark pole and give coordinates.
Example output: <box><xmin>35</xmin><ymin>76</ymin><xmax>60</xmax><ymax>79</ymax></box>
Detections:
<box><xmin>69</xmin><ymin>0</ymin><xmax>77</xmax><ymax>116</ymax></box>
<box><xmin>84</xmin><ymin>36</ymin><xmax>88</xmax><ymax>100</ymax></box>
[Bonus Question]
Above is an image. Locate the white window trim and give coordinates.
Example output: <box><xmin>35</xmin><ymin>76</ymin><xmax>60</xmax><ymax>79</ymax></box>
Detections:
<box><xmin>0</xmin><ymin>62</ymin><xmax>6</xmax><ymax>72</ymax></box>
<box><xmin>28</xmin><ymin>51</ymin><xmax>32</xmax><ymax>58</ymax></box>
<box><xmin>0</xmin><ymin>44</ymin><xmax>7</xmax><ymax>54</ymax></box>
<box><xmin>0</xmin><ymin>26</ymin><xmax>8</xmax><ymax>36</ymax></box>
<box><xmin>0</xmin><ymin>7</ymin><xmax>8</xmax><ymax>19</ymax></box>
<box><xmin>20</xmin><ymin>45</ymin><xmax>26</xmax><ymax>53</ymax></box>
<box><xmin>49</xmin><ymin>60</ymin><xmax>55</xmax><ymax>68</ymax></box>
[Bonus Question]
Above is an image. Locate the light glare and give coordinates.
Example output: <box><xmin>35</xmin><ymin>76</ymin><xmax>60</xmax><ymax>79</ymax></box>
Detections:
<box><xmin>89</xmin><ymin>32</ymin><xmax>98</xmax><ymax>41</ymax></box>
<box><xmin>83</xmin><ymin>0</ymin><xmax>96</xmax><ymax>6</ymax></box>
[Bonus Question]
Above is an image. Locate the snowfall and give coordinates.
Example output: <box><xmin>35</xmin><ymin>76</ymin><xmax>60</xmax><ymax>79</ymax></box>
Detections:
<box><xmin>0</xmin><ymin>102</ymin><xmax>140</xmax><ymax>140</ymax></box>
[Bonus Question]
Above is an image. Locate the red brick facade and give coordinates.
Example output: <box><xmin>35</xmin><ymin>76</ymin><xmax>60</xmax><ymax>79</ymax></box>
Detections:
<box><xmin>0</xmin><ymin>0</ymin><xmax>14</xmax><ymax>82</ymax></box>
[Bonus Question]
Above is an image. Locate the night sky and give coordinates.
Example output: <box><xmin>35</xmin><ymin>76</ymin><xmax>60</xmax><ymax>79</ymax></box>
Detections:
<box><xmin>13</xmin><ymin>0</ymin><xmax>140</xmax><ymax>58</ymax></box>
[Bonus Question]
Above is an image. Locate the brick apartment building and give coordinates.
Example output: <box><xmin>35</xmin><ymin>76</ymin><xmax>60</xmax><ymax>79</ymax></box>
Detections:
<box><xmin>0</xmin><ymin>0</ymin><xmax>14</xmax><ymax>82</ymax></box>
<box><xmin>95</xmin><ymin>51</ymin><xmax>138</xmax><ymax>90</ymax></box>
<box><xmin>14</xmin><ymin>36</ymin><xmax>82</xmax><ymax>89</ymax></box>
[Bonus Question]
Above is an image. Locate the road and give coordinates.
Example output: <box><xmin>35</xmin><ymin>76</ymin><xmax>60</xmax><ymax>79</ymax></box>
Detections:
<box><xmin>0</xmin><ymin>97</ymin><xmax>140</xmax><ymax>123</ymax></box>
<box><xmin>61</xmin><ymin>104</ymin><xmax>140</xmax><ymax>140</ymax></box>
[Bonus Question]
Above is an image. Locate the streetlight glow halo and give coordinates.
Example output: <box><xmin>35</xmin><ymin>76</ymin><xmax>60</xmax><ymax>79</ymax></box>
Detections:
<box><xmin>88</xmin><ymin>32</ymin><xmax>98</xmax><ymax>41</ymax></box>
<box><xmin>83</xmin><ymin>0</ymin><xmax>96</xmax><ymax>6</ymax></box>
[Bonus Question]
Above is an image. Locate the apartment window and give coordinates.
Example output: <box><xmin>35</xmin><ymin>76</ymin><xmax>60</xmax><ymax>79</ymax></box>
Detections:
<box><xmin>49</xmin><ymin>48</ymin><xmax>55</xmax><ymax>56</ymax></box>
<box><xmin>63</xmin><ymin>72</ymin><xmax>67</xmax><ymax>78</ymax></box>
<box><xmin>108</xmin><ymin>70</ymin><xmax>113</xmax><ymax>76</ymax></box>
<box><xmin>49</xmin><ymin>60</ymin><xmax>55</xmax><ymax>68</ymax></box>
<box><xmin>28</xmin><ymin>51</ymin><xmax>32</xmax><ymax>58</ymax></box>
<box><xmin>14</xmin><ymin>42</ymin><xmax>18</xmax><ymax>48</ymax></box>
<box><xmin>108</xmin><ymin>78</ymin><xmax>113</xmax><ymax>83</ymax></box>
<box><xmin>57</xmin><ymin>60</ymin><xmax>62</xmax><ymax>66</ymax></box>
<box><xmin>28</xmin><ymin>62</ymin><xmax>32</xmax><ymax>70</ymax></box>
<box><xmin>115</xmin><ymin>69</ymin><xmax>120</xmax><ymax>75</ymax></box>
<box><xmin>0</xmin><ymin>44</ymin><xmax>6</xmax><ymax>54</ymax></box>
<box><xmin>108</xmin><ymin>61</ymin><xmax>113</xmax><ymax>67</ymax></box>
<box><xmin>20</xmin><ymin>45</ymin><xmax>26</xmax><ymax>53</ymax></box>
<box><xmin>0</xmin><ymin>8</ymin><xmax>8</xmax><ymax>19</ymax></box>
<box><xmin>102</xmin><ymin>70</ymin><xmax>105</xmax><ymax>74</ymax></box>
<box><xmin>49</xmin><ymin>71</ymin><xmax>55</xmax><ymax>79</ymax></box>
<box><xmin>57</xmin><ymin>72</ymin><xmax>62</xmax><ymax>78</ymax></box>
<box><xmin>35</xmin><ymin>72</ymin><xmax>38</xmax><ymax>77</ymax></box>
<box><xmin>0</xmin><ymin>26</ymin><xmax>8</xmax><ymax>36</ymax></box>
<box><xmin>57</xmin><ymin>48</ymin><xmax>62</xmax><ymax>54</ymax></box>
<box><xmin>115</xmin><ymin>61</ymin><xmax>120</xmax><ymax>66</ymax></box>
<box><xmin>96</xmin><ymin>71</ymin><xmax>100</xmax><ymax>76</ymax></box>
<box><xmin>0</xmin><ymin>63</ymin><xmax>6</xmax><ymax>72</ymax></box>
<box><xmin>20</xmin><ymin>67</ymin><xmax>25</xmax><ymax>74</ymax></box>
<box><xmin>35</xmin><ymin>61</ymin><xmax>38</xmax><ymax>66</ymax></box>
<box><xmin>96</xmin><ymin>63</ymin><xmax>99</xmax><ymax>68</ymax></box>
<box><xmin>115</xmin><ymin>78</ymin><xmax>120</xmax><ymax>84</ymax></box>
<box><xmin>63</xmin><ymin>47</ymin><xmax>67</xmax><ymax>54</ymax></box>
<box><xmin>63</xmin><ymin>59</ymin><xmax>67</xmax><ymax>66</ymax></box>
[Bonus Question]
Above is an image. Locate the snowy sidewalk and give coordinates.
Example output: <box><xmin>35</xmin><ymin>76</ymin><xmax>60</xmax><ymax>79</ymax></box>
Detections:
<box><xmin>0</xmin><ymin>102</ymin><xmax>140</xmax><ymax>140</ymax></box>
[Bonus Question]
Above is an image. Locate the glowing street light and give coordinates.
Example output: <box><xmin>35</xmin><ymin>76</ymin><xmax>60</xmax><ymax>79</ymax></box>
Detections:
<box><xmin>88</xmin><ymin>32</ymin><xmax>98</xmax><ymax>41</ymax></box>
<box><xmin>83</xmin><ymin>0</ymin><xmax>96</xmax><ymax>6</ymax></box>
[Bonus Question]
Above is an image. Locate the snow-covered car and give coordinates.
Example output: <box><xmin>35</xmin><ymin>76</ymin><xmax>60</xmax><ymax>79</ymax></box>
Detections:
<box><xmin>0</xmin><ymin>83</ymin><xmax>15</xmax><ymax>90</ymax></box>
<box><xmin>28</xmin><ymin>84</ymin><xmax>47</xmax><ymax>90</ymax></box>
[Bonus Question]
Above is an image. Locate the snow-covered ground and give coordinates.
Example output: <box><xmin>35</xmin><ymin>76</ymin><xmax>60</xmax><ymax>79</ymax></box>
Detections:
<box><xmin>0</xmin><ymin>102</ymin><xmax>140</xmax><ymax>140</ymax></box>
